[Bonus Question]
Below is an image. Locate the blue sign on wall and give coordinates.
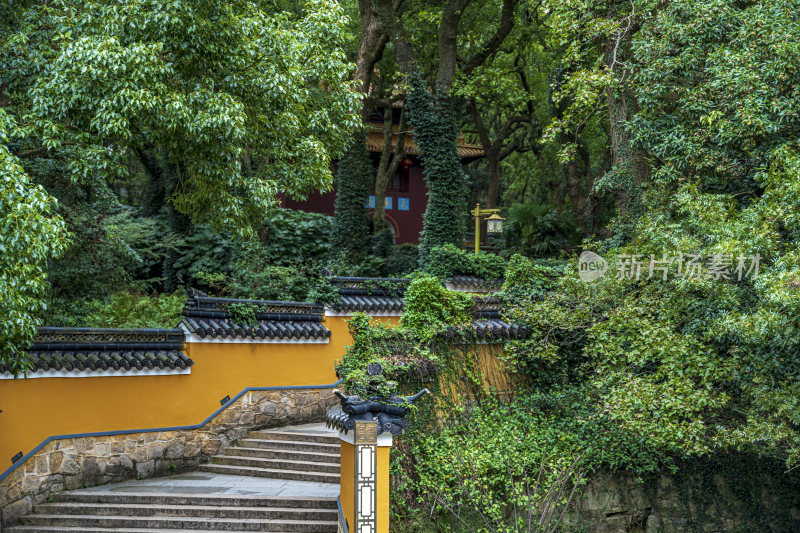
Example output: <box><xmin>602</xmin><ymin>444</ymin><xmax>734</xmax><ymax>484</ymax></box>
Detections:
<box><xmin>365</xmin><ymin>196</ymin><xmax>375</xmax><ymax>208</ymax></box>
<box><xmin>384</xmin><ymin>197</ymin><xmax>393</xmax><ymax>210</ymax></box>
<box><xmin>398</xmin><ymin>198</ymin><xmax>410</xmax><ymax>211</ymax></box>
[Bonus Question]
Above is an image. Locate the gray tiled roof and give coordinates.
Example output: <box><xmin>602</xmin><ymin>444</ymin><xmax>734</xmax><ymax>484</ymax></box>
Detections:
<box><xmin>468</xmin><ymin>319</ymin><xmax>529</xmax><ymax>340</ymax></box>
<box><xmin>328</xmin><ymin>277</ymin><xmax>409</xmax><ymax>313</ymax></box>
<box><xmin>181</xmin><ymin>292</ymin><xmax>330</xmax><ymax>340</ymax></box>
<box><xmin>5</xmin><ymin>328</ymin><xmax>192</xmax><ymax>374</ymax></box>
<box><xmin>447</xmin><ymin>276</ymin><xmax>503</xmax><ymax>292</ymax></box>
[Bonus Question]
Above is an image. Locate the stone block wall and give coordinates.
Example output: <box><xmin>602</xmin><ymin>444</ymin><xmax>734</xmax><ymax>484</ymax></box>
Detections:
<box><xmin>0</xmin><ymin>387</ymin><xmax>338</xmax><ymax>528</ymax></box>
<box><xmin>570</xmin><ymin>456</ymin><xmax>800</xmax><ymax>532</ymax></box>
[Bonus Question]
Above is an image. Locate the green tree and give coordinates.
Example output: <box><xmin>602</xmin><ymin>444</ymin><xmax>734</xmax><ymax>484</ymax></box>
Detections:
<box><xmin>1</xmin><ymin>0</ymin><xmax>361</xmax><ymax>234</ymax></box>
<box><xmin>0</xmin><ymin>111</ymin><xmax>68</xmax><ymax>375</ymax></box>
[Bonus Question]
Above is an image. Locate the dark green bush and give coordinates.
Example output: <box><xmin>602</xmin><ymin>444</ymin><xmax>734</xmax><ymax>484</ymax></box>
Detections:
<box><xmin>502</xmin><ymin>201</ymin><xmax>577</xmax><ymax>257</ymax></box>
<box><xmin>259</xmin><ymin>208</ymin><xmax>333</xmax><ymax>266</ymax></box>
<box><xmin>425</xmin><ymin>243</ymin><xmax>507</xmax><ymax>281</ymax></box>
<box><xmin>384</xmin><ymin>244</ymin><xmax>419</xmax><ymax>276</ymax></box>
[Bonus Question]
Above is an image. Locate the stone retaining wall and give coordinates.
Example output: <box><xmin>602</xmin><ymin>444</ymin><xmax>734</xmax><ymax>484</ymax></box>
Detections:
<box><xmin>571</xmin><ymin>456</ymin><xmax>800</xmax><ymax>532</ymax></box>
<box><xmin>0</xmin><ymin>387</ymin><xmax>338</xmax><ymax>528</ymax></box>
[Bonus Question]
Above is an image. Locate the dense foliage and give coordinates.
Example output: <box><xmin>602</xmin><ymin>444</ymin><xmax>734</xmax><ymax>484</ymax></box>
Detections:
<box><xmin>2</xmin><ymin>0</ymin><xmax>799</xmax><ymax>527</ymax></box>
<box><xmin>81</xmin><ymin>291</ymin><xmax>185</xmax><ymax>329</ymax></box>
<box><xmin>2</xmin><ymin>0</ymin><xmax>360</xmax><ymax>233</ymax></box>
<box><xmin>0</xmin><ymin>110</ymin><xmax>68</xmax><ymax>375</ymax></box>
<box><xmin>426</xmin><ymin>244</ymin><xmax>507</xmax><ymax>281</ymax></box>
<box><xmin>0</xmin><ymin>0</ymin><xmax>365</xmax><ymax>370</ymax></box>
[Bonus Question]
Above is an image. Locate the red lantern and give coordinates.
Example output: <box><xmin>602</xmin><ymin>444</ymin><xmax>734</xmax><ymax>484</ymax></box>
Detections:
<box><xmin>401</xmin><ymin>158</ymin><xmax>413</xmax><ymax>170</ymax></box>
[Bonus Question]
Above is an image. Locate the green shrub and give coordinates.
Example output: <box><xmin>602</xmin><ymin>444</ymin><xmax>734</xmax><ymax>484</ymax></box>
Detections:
<box><xmin>425</xmin><ymin>243</ymin><xmax>507</xmax><ymax>281</ymax></box>
<box><xmin>226</xmin><ymin>262</ymin><xmax>336</xmax><ymax>303</ymax></box>
<box><xmin>169</xmin><ymin>209</ymin><xmax>332</xmax><ymax>292</ymax></box>
<box><xmin>226</xmin><ymin>302</ymin><xmax>258</xmax><ymax>326</ymax></box>
<box><xmin>500</xmin><ymin>254</ymin><xmax>564</xmax><ymax>304</ymax></box>
<box><xmin>259</xmin><ymin>208</ymin><xmax>333</xmax><ymax>266</ymax></box>
<box><xmin>80</xmin><ymin>291</ymin><xmax>185</xmax><ymax>329</ymax></box>
<box><xmin>400</xmin><ymin>275</ymin><xmax>473</xmax><ymax>337</ymax></box>
<box><xmin>399</xmin><ymin>397</ymin><xmax>586</xmax><ymax>532</ymax></box>
<box><xmin>326</xmin><ymin>251</ymin><xmax>386</xmax><ymax>278</ymax></box>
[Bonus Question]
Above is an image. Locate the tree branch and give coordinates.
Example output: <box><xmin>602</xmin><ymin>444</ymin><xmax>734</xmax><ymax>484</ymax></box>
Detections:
<box><xmin>461</xmin><ymin>0</ymin><xmax>519</xmax><ymax>76</ymax></box>
<box><xmin>15</xmin><ymin>146</ymin><xmax>49</xmax><ymax>159</ymax></box>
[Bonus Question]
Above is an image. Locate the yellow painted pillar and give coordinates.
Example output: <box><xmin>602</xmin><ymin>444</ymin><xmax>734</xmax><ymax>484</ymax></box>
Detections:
<box><xmin>339</xmin><ymin>440</ymin><xmax>355</xmax><ymax>532</ymax></box>
<box><xmin>337</xmin><ymin>421</ymin><xmax>392</xmax><ymax>533</ymax></box>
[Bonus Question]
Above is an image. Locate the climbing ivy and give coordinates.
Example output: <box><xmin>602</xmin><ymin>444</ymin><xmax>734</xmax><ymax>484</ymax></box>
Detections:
<box><xmin>400</xmin><ymin>275</ymin><xmax>473</xmax><ymax>341</ymax></box>
<box><xmin>335</xmin><ymin>275</ymin><xmax>479</xmax><ymax>396</ymax></box>
<box><xmin>405</xmin><ymin>73</ymin><xmax>469</xmax><ymax>266</ymax></box>
<box><xmin>331</xmin><ymin>131</ymin><xmax>373</xmax><ymax>265</ymax></box>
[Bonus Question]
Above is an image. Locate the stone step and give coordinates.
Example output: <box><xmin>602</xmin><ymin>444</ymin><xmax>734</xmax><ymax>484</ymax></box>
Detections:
<box><xmin>226</xmin><ymin>446</ymin><xmax>339</xmax><ymax>464</ymax></box>
<box><xmin>199</xmin><ymin>464</ymin><xmax>339</xmax><ymax>484</ymax></box>
<box><xmin>237</xmin><ymin>439</ymin><xmax>339</xmax><ymax>454</ymax></box>
<box><xmin>32</xmin><ymin>502</ymin><xmax>338</xmax><ymax>520</ymax></box>
<box><xmin>211</xmin><ymin>455</ymin><xmax>340</xmax><ymax>474</ymax></box>
<box><xmin>51</xmin><ymin>492</ymin><xmax>338</xmax><ymax>509</ymax></box>
<box><xmin>248</xmin><ymin>431</ymin><xmax>338</xmax><ymax>445</ymax></box>
<box><xmin>18</xmin><ymin>514</ymin><xmax>338</xmax><ymax>532</ymax></box>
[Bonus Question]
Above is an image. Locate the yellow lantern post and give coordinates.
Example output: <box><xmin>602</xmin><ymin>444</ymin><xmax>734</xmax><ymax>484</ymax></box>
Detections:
<box><xmin>470</xmin><ymin>203</ymin><xmax>505</xmax><ymax>253</ymax></box>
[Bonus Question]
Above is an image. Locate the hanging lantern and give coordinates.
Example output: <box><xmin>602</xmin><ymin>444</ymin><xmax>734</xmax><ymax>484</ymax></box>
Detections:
<box><xmin>401</xmin><ymin>157</ymin><xmax>413</xmax><ymax>170</ymax></box>
<box><xmin>486</xmin><ymin>213</ymin><xmax>505</xmax><ymax>234</ymax></box>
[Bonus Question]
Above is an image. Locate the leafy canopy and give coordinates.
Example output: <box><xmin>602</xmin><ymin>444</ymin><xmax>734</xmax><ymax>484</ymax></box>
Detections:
<box><xmin>2</xmin><ymin>0</ymin><xmax>361</xmax><ymax>233</ymax></box>
<box><xmin>0</xmin><ymin>110</ymin><xmax>68</xmax><ymax>375</ymax></box>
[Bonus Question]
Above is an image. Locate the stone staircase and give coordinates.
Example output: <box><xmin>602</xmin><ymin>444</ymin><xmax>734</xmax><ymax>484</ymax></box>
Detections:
<box><xmin>5</xmin><ymin>426</ymin><xmax>341</xmax><ymax>532</ymax></box>
<box><xmin>200</xmin><ymin>429</ymin><xmax>340</xmax><ymax>484</ymax></box>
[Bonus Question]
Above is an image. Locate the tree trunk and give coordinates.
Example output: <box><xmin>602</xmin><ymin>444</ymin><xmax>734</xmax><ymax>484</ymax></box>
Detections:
<box><xmin>374</xmin><ymin>0</ymin><xmax>416</xmax><ymax>74</ymax></box>
<box><xmin>603</xmin><ymin>5</ymin><xmax>648</xmax><ymax>221</ymax></box>
<box><xmin>372</xmin><ymin>107</ymin><xmax>393</xmax><ymax>230</ymax></box>
<box><xmin>467</xmin><ymin>98</ymin><xmax>501</xmax><ymax>209</ymax></box>
<box><xmin>565</xmin><ymin>158</ymin><xmax>584</xmax><ymax>231</ymax></box>
<box><xmin>354</xmin><ymin>0</ymin><xmax>388</xmax><ymax>121</ymax></box>
<box><xmin>372</xmin><ymin>108</ymin><xmax>407</xmax><ymax>231</ymax></box>
<box><xmin>486</xmin><ymin>154</ymin><xmax>501</xmax><ymax>210</ymax></box>
<box><xmin>437</xmin><ymin>1</ymin><xmax>468</xmax><ymax>92</ymax></box>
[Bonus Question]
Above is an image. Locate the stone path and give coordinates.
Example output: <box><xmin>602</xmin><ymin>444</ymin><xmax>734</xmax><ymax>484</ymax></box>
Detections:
<box><xmin>67</xmin><ymin>471</ymin><xmax>339</xmax><ymax>499</ymax></box>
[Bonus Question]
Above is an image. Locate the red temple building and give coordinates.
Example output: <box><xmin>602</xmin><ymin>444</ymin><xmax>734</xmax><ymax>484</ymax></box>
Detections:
<box><xmin>283</xmin><ymin>115</ymin><xmax>484</xmax><ymax>244</ymax></box>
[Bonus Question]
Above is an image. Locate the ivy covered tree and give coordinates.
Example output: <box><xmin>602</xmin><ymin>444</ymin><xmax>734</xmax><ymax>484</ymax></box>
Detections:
<box><xmin>331</xmin><ymin>132</ymin><xmax>373</xmax><ymax>264</ymax></box>
<box><xmin>406</xmin><ymin>74</ymin><xmax>469</xmax><ymax>265</ymax></box>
